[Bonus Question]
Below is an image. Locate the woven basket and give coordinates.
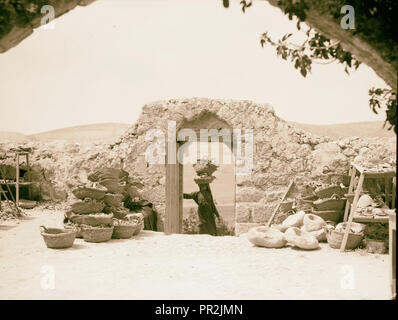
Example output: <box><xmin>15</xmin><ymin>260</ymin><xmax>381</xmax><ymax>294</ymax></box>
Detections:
<box><xmin>71</xmin><ymin>199</ymin><xmax>105</xmax><ymax>214</ymax></box>
<box><xmin>193</xmin><ymin>162</ymin><xmax>218</xmax><ymax>176</ymax></box>
<box><xmin>64</xmin><ymin>223</ymin><xmax>83</xmax><ymax>238</ymax></box>
<box><xmin>365</xmin><ymin>239</ymin><xmax>387</xmax><ymax>254</ymax></box>
<box><xmin>104</xmin><ymin>193</ymin><xmax>124</xmax><ymax>207</ymax></box>
<box><xmin>82</xmin><ymin>214</ymin><xmax>114</xmax><ymax>227</ymax></box>
<box><xmin>72</xmin><ymin>186</ymin><xmax>107</xmax><ymax>200</ymax></box>
<box><xmin>40</xmin><ymin>226</ymin><xmax>76</xmax><ymax>249</ymax></box>
<box><xmin>194</xmin><ymin>175</ymin><xmax>215</xmax><ymax>185</ymax></box>
<box><xmin>315</xmin><ymin>185</ymin><xmax>344</xmax><ymax>199</ymax></box>
<box><xmin>112</xmin><ymin>224</ymin><xmax>136</xmax><ymax>239</ymax></box>
<box><xmin>279</xmin><ymin>201</ymin><xmax>294</xmax><ymax>212</ymax></box>
<box><xmin>326</xmin><ymin>229</ymin><xmax>363</xmax><ymax>250</ymax></box>
<box><xmin>312</xmin><ymin>209</ymin><xmax>342</xmax><ymax>223</ymax></box>
<box><xmin>98</xmin><ymin>179</ymin><xmax>125</xmax><ymax>194</ymax></box>
<box><xmin>133</xmin><ymin>222</ymin><xmax>144</xmax><ymax>236</ymax></box>
<box><xmin>313</xmin><ymin>198</ymin><xmax>346</xmax><ymax>211</ymax></box>
<box><xmin>302</xmin><ymin>195</ymin><xmax>318</xmax><ymax>201</ymax></box>
<box><xmin>82</xmin><ymin>226</ymin><xmax>114</xmax><ymax>243</ymax></box>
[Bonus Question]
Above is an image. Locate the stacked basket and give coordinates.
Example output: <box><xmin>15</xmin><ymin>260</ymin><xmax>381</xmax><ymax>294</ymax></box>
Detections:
<box><xmin>297</xmin><ymin>185</ymin><xmax>347</xmax><ymax>224</ymax></box>
<box><xmin>192</xmin><ymin>160</ymin><xmax>218</xmax><ymax>185</ymax></box>
<box><xmin>63</xmin><ymin>168</ymin><xmax>143</xmax><ymax>243</ymax></box>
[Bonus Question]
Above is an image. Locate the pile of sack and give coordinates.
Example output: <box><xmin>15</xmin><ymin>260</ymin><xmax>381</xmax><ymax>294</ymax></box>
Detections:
<box><xmin>248</xmin><ymin>211</ymin><xmax>332</xmax><ymax>250</ymax></box>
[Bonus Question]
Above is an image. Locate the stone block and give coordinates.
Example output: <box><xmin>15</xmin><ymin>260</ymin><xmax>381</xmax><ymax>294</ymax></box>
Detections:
<box><xmin>235</xmin><ymin>203</ymin><xmax>253</xmax><ymax>223</ymax></box>
<box><xmin>235</xmin><ymin>223</ymin><xmax>262</xmax><ymax>236</ymax></box>
<box><xmin>236</xmin><ymin>187</ymin><xmax>264</xmax><ymax>202</ymax></box>
<box><xmin>252</xmin><ymin>203</ymin><xmax>274</xmax><ymax>223</ymax></box>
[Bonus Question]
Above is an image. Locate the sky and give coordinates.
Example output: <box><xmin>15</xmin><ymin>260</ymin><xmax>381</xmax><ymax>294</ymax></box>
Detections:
<box><xmin>0</xmin><ymin>0</ymin><xmax>388</xmax><ymax>135</ymax></box>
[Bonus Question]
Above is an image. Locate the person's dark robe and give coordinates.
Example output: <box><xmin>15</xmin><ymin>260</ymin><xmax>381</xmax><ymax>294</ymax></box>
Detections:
<box><xmin>184</xmin><ymin>185</ymin><xmax>220</xmax><ymax>236</ymax></box>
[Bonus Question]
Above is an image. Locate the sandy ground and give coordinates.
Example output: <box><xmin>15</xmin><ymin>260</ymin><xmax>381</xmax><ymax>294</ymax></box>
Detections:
<box><xmin>0</xmin><ymin>209</ymin><xmax>392</xmax><ymax>300</ymax></box>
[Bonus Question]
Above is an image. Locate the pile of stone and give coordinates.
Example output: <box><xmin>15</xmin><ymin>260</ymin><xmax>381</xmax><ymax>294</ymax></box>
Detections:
<box><xmin>248</xmin><ymin>211</ymin><xmax>331</xmax><ymax>250</ymax></box>
<box><xmin>64</xmin><ymin>168</ymin><xmax>144</xmax><ymax>240</ymax></box>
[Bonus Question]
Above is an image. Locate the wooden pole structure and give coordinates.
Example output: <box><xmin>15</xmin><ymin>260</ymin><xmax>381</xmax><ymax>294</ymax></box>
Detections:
<box><xmin>267</xmin><ymin>179</ymin><xmax>295</xmax><ymax>227</ymax></box>
<box><xmin>16</xmin><ymin>152</ymin><xmax>20</xmax><ymax>208</ymax></box>
<box><xmin>343</xmin><ymin>165</ymin><xmax>356</xmax><ymax>221</ymax></box>
<box><xmin>340</xmin><ymin>172</ymin><xmax>365</xmax><ymax>252</ymax></box>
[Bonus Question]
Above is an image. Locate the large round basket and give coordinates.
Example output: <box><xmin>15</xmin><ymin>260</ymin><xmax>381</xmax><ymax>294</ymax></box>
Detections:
<box><xmin>326</xmin><ymin>229</ymin><xmax>363</xmax><ymax>250</ymax></box>
<box><xmin>133</xmin><ymin>222</ymin><xmax>143</xmax><ymax>236</ymax></box>
<box><xmin>112</xmin><ymin>224</ymin><xmax>136</xmax><ymax>239</ymax></box>
<box><xmin>40</xmin><ymin>226</ymin><xmax>76</xmax><ymax>249</ymax></box>
<box><xmin>82</xmin><ymin>226</ymin><xmax>114</xmax><ymax>243</ymax></box>
<box><xmin>64</xmin><ymin>223</ymin><xmax>83</xmax><ymax>238</ymax></box>
<box><xmin>279</xmin><ymin>201</ymin><xmax>294</xmax><ymax>212</ymax></box>
<box><xmin>312</xmin><ymin>209</ymin><xmax>342</xmax><ymax>223</ymax></box>
<box><xmin>82</xmin><ymin>214</ymin><xmax>114</xmax><ymax>227</ymax></box>
<box><xmin>315</xmin><ymin>185</ymin><xmax>344</xmax><ymax>199</ymax></box>
<box><xmin>313</xmin><ymin>198</ymin><xmax>346</xmax><ymax>211</ymax></box>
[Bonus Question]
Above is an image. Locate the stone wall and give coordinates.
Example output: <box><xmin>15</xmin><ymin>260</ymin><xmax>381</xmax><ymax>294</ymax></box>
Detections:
<box><xmin>0</xmin><ymin>98</ymin><xmax>396</xmax><ymax>234</ymax></box>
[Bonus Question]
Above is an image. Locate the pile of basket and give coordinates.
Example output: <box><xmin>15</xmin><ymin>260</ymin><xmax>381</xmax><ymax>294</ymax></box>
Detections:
<box><xmin>296</xmin><ymin>184</ymin><xmax>347</xmax><ymax>224</ymax></box>
<box><xmin>62</xmin><ymin>168</ymin><xmax>143</xmax><ymax>243</ymax></box>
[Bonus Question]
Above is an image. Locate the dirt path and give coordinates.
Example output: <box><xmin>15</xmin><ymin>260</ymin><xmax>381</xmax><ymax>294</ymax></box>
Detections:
<box><xmin>0</xmin><ymin>209</ymin><xmax>391</xmax><ymax>300</ymax></box>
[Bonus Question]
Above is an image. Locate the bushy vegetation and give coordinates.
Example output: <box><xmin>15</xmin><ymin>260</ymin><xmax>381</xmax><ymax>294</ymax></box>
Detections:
<box><xmin>183</xmin><ymin>207</ymin><xmax>235</xmax><ymax>236</ymax></box>
<box><xmin>0</xmin><ymin>1</ymin><xmax>49</xmax><ymax>38</ymax></box>
<box><xmin>222</xmin><ymin>0</ymin><xmax>397</xmax><ymax>133</ymax></box>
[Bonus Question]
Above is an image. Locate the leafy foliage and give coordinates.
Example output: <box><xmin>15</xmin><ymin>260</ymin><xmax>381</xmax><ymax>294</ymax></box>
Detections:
<box><xmin>0</xmin><ymin>0</ymin><xmax>52</xmax><ymax>38</ymax></box>
<box><xmin>222</xmin><ymin>0</ymin><xmax>397</xmax><ymax>133</ymax></box>
<box><xmin>364</xmin><ymin>223</ymin><xmax>388</xmax><ymax>241</ymax></box>
<box><xmin>369</xmin><ymin>88</ymin><xmax>397</xmax><ymax>133</ymax></box>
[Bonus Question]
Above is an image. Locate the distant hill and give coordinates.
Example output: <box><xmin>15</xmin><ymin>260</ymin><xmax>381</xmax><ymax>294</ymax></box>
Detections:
<box><xmin>287</xmin><ymin>121</ymin><xmax>395</xmax><ymax>139</ymax></box>
<box><xmin>0</xmin><ymin>121</ymin><xmax>395</xmax><ymax>144</ymax></box>
<box><xmin>29</xmin><ymin>123</ymin><xmax>130</xmax><ymax>143</ymax></box>
<box><xmin>0</xmin><ymin>131</ymin><xmax>28</xmax><ymax>142</ymax></box>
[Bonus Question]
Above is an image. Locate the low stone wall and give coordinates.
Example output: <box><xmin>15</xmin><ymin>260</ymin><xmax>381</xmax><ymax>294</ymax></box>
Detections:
<box><xmin>1</xmin><ymin>98</ymin><xmax>396</xmax><ymax>234</ymax></box>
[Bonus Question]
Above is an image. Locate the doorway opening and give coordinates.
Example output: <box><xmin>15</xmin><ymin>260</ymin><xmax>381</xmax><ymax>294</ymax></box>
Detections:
<box><xmin>180</xmin><ymin>141</ymin><xmax>235</xmax><ymax>235</ymax></box>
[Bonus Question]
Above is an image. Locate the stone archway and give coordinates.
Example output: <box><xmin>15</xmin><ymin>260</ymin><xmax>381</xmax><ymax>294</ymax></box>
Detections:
<box><xmin>165</xmin><ymin>110</ymin><xmax>236</xmax><ymax>234</ymax></box>
<box><xmin>110</xmin><ymin>98</ymin><xmax>395</xmax><ymax>235</ymax></box>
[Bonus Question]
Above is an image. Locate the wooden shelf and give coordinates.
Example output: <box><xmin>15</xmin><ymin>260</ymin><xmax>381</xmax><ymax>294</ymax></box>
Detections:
<box><xmin>0</xmin><ymin>181</ymin><xmax>33</xmax><ymax>186</ymax></box>
<box><xmin>353</xmin><ymin>216</ymin><xmax>389</xmax><ymax>223</ymax></box>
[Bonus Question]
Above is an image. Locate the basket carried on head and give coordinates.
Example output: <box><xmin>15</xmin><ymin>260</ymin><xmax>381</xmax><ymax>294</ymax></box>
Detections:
<box><xmin>194</xmin><ymin>175</ymin><xmax>216</xmax><ymax>185</ymax></box>
<box><xmin>82</xmin><ymin>225</ymin><xmax>114</xmax><ymax>243</ymax></box>
<box><xmin>40</xmin><ymin>226</ymin><xmax>76</xmax><ymax>249</ymax></box>
<box><xmin>193</xmin><ymin>160</ymin><xmax>218</xmax><ymax>176</ymax></box>
<box><xmin>326</xmin><ymin>229</ymin><xmax>363</xmax><ymax>250</ymax></box>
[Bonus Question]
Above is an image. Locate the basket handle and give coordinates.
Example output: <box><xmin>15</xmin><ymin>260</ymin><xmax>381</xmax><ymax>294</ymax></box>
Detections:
<box><xmin>39</xmin><ymin>225</ymin><xmax>48</xmax><ymax>233</ymax></box>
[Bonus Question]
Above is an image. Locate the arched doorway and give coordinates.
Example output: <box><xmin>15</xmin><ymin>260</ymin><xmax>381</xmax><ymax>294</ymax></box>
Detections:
<box><xmin>164</xmin><ymin>111</ymin><xmax>235</xmax><ymax>234</ymax></box>
<box><xmin>181</xmin><ymin>141</ymin><xmax>235</xmax><ymax>235</ymax></box>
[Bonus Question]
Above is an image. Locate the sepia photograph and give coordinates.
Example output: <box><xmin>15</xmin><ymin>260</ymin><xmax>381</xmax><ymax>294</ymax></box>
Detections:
<box><xmin>0</xmin><ymin>0</ymin><xmax>396</xmax><ymax>305</ymax></box>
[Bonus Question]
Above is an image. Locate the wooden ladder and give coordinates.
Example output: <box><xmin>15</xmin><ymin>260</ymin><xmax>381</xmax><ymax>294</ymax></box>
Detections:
<box><xmin>340</xmin><ymin>162</ymin><xmax>395</xmax><ymax>252</ymax></box>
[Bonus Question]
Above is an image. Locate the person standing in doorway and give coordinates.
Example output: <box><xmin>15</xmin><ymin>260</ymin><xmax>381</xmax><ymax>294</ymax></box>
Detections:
<box><xmin>184</xmin><ymin>182</ymin><xmax>220</xmax><ymax>236</ymax></box>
